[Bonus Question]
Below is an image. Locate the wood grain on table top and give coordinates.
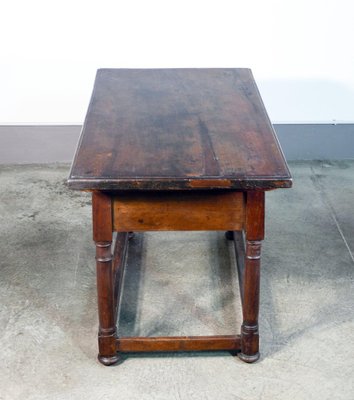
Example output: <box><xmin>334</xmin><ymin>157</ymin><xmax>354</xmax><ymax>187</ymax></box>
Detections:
<box><xmin>68</xmin><ymin>68</ymin><xmax>292</xmax><ymax>190</ymax></box>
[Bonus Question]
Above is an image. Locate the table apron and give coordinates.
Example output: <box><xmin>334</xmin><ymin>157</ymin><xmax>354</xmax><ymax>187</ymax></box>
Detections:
<box><xmin>112</xmin><ymin>191</ymin><xmax>245</xmax><ymax>231</ymax></box>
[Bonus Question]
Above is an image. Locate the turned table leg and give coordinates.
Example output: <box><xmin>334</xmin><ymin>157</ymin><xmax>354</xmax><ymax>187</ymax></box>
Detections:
<box><xmin>93</xmin><ymin>192</ymin><xmax>120</xmax><ymax>366</ymax></box>
<box><xmin>239</xmin><ymin>191</ymin><xmax>264</xmax><ymax>363</ymax></box>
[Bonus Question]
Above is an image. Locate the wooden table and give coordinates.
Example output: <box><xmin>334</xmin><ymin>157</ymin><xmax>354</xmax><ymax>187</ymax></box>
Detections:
<box><xmin>68</xmin><ymin>68</ymin><xmax>292</xmax><ymax>365</ymax></box>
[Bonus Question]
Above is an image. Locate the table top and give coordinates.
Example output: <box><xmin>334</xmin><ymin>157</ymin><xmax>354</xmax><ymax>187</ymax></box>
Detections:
<box><xmin>68</xmin><ymin>68</ymin><xmax>292</xmax><ymax>191</ymax></box>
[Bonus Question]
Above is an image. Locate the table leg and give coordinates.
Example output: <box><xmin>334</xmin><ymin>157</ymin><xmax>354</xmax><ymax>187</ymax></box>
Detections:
<box><xmin>93</xmin><ymin>192</ymin><xmax>120</xmax><ymax>366</ymax></box>
<box><xmin>239</xmin><ymin>191</ymin><xmax>264</xmax><ymax>363</ymax></box>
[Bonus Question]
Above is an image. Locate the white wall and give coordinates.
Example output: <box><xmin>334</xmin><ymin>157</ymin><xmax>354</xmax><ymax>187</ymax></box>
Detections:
<box><xmin>1</xmin><ymin>0</ymin><xmax>353</xmax><ymax>124</ymax></box>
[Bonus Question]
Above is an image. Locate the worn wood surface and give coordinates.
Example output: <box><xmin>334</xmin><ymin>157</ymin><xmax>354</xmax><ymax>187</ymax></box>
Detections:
<box><xmin>239</xmin><ymin>191</ymin><xmax>264</xmax><ymax>363</ymax></box>
<box><xmin>117</xmin><ymin>335</ymin><xmax>241</xmax><ymax>352</ymax></box>
<box><xmin>68</xmin><ymin>68</ymin><xmax>292</xmax><ymax>191</ymax></box>
<box><xmin>92</xmin><ymin>192</ymin><xmax>120</xmax><ymax>366</ymax></box>
<box><xmin>71</xmin><ymin>69</ymin><xmax>291</xmax><ymax>365</ymax></box>
<box><xmin>112</xmin><ymin>191</ymin><xmax>245</xmax><ymax>231</ymax></box>
<box><xmin>92</xmin><ymin>191</ymin><xmax>112</xmax><ymax>242</ymax></box>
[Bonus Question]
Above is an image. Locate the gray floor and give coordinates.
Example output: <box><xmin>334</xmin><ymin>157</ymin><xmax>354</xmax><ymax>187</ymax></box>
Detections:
<box><xmin>0</xmin><ymin>161</ymin><xmax>354</xmax><ymax>400</ymax></box>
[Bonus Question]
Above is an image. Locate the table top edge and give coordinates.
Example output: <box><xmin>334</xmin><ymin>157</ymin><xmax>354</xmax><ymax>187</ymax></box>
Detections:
<box><xmin>67</xmin><ymin>176</ymin><xmax>293</xmax><ymax>191</ymax></box>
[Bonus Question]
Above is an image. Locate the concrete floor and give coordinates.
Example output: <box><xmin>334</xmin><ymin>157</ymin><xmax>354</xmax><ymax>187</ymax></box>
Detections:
<box><xmin>0</xmin><ymin>161</ymin><xmax>354</xmax><ymax>400</ymax></box>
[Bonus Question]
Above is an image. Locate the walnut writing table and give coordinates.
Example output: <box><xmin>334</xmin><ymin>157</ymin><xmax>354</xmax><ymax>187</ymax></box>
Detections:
<box><xmin>68</xmin><ymin>68</ymin><xmax>292</xmax><ymax>365</ymax></box>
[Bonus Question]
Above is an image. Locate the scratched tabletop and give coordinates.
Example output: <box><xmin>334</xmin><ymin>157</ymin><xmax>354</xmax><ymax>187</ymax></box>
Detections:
<box><xmin>68</xmin><ymin>69</ymin><xmax>292</xmax><ymax>191</ymax></box>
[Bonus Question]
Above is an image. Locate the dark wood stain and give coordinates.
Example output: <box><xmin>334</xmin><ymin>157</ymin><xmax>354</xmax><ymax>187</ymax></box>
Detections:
<box><xmin>198</xmin><ymin>117</ymin><xmax>220</xmax><ymax>176</ymax></box>
<box><xmin>68</xmin><ymin>68</ymin><xmax>292</xmax><ymax>191</ymax></box>
<box><xmin>72</xmin><ymin>69</ymin><xmax>292</xmax><ymax>366</ymax></box>
<box><xmin>117</xmin><ymin>335</ymin><xmax>241</xmax><ymax>352</ymax></box>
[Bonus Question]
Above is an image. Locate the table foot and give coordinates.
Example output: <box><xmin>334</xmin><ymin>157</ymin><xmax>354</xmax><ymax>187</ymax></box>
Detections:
<box><xmin>225</xmin><ymin>231</ymin><xmax>234</xmax><ymax>240</ymax></box>
<box><xmin>98</xmin><ymin>353</ymin><xmax>121</xmax><ymax>366</ymax></box>
<box><xmin>238</xmin><ymin>352</ymin><xmax>260</xmax><ymax>363</ymax></box>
